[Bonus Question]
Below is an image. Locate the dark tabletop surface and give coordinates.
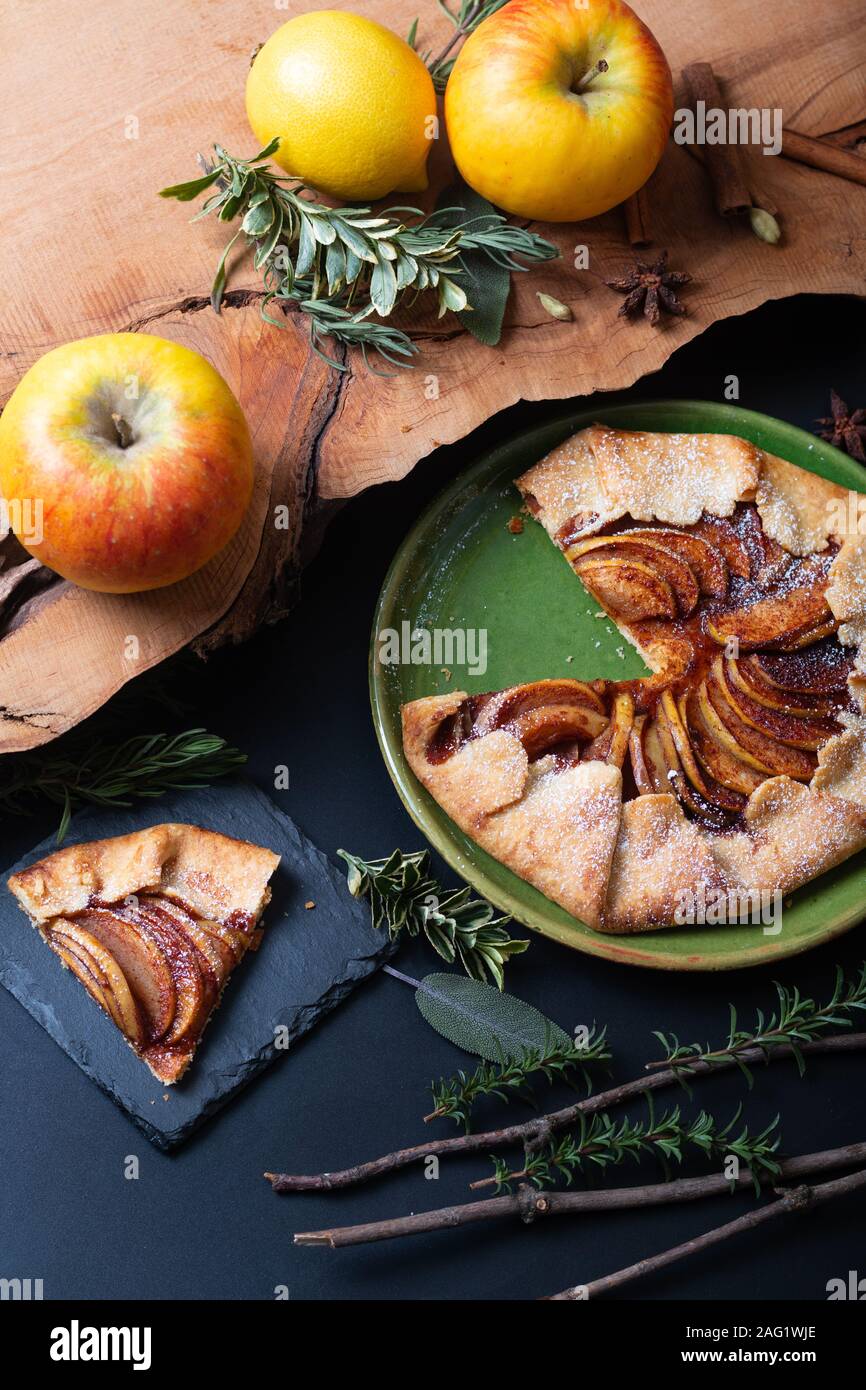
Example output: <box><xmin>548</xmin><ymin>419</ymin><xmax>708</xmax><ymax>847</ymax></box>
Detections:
<box><xmin>1</xmin><ymin>294</ymin><xmax>864</xmax><ymax>1302</ymax></box>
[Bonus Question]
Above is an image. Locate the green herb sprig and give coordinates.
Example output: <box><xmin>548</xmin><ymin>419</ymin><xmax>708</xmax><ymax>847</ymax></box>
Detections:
<box><xmin>159</xmin><ymin>139</ymin><xmax>558</xmax><ymax>370</ymax></box>
<box><xmin>429</xmin><ymin>1028</ymin><xmax>611</xmax><ymax>1130</ymax></box>
<box><xmin>489</xmin><ymin>1102</ymin><xmax>782</xmax><ymax>1195</ymax></box>
<box><xmin>408</xmin><ymin>0</ymin><xmax>510</xmax><ymax>90</ymax></box>
<box><xmin>338</xmin><ymin>848</ymin><xmax>529</xmax><ymax>988</ymax></box>
<box><xmin>0</xmin><ymin>729</ymin><xmax>246</xmax><ymax>844</ymax></box>
<box><xmin>653</xmin><ymin>965</ymin><xmax>866</xmax><ymax>1084</ymax></box>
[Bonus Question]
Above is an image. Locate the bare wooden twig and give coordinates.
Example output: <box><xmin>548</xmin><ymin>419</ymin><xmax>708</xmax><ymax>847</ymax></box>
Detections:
<box><xmin>544</xmin><ymin>1166</ymin><xmax>866</xmax><ymax>1299</ymax></box>
<box><xmin>293</xmin><ymin>1141</ymin><xmax>866</xmax><ymax>1249</ymax></box>
<box><xmin>264</xmin><ymin>1033</ymin><xmax>866</xmax><ymax>1194</ymax></box>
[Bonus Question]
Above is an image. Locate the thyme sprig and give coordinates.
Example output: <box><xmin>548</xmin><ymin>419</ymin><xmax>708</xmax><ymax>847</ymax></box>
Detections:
<box><xmin>0</xmin><ymin>729</ymin><xmax>246</xmax><ymax>844</ymax></box>
<box><xmin>160</xmin><ymin>139</ymin><xmax>558</xmax><ymax>370</ymax></box>
<box><xmin>338</xmin><ymin>848</ymin><xmax>529</xmax><ymax>988</ymax></box>
<box><xmin>429</xmin><ymin>1028</ymin><xmax>611</xmax><ymax>1130</ymax></box>
<box><xmin>652</xmin><ymin>965</ymin><xmax>866</xmax><ymax>1084</ymax></box>
<box><xmin>488</xmin><ymin>1103</ymin><xmax>782</xmax><ymax>1195</ymax></box>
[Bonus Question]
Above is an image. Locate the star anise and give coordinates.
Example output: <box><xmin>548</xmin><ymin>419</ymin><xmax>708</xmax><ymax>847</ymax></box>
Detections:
<box><xmin>815</xmin><ymin>390</ymin><xmax>866</xmax><ymax>464</ymax></box>
<box><xmin>605</xmin><ymin>251</ymin><xmax>691</xmax><ymax>326</ymax></box>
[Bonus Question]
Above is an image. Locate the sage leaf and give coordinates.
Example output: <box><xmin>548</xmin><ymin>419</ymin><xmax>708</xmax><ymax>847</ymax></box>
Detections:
<box><xmin>436</xmin><ymin>180</ymin><xmax>510</xmax><ymax>345</ymax></box>
<box><xmin>415</xmin><ymin>973</ymin><xmax>571</xmax><ymax>1061</ymax></box>
<box><xmin>161</xmin><ymin>141</ymin><xmax>556</xmax><ymax>369</ymax></box>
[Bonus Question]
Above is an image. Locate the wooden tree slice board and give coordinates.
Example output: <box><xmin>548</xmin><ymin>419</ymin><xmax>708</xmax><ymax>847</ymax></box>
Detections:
<box><xmin>1</xmin><ymin>0</ymin><xmax>864</xmax><ymax>752</ymax></box>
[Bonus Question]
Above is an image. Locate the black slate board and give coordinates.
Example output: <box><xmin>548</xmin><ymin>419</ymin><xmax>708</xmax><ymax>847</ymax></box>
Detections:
<box><xmin>0</xmin><ymin>782</ymin><xmax>395</xmax><ymax>1150</ymax></box>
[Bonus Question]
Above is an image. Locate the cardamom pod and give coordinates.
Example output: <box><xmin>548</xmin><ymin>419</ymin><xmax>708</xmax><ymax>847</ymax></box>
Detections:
<box><xmin>749</xmin><ymin>207</ymin><xmax>781</xmax><ymax>244</ymax></box>
<box><xmin>536</xmin><ymin>292</ymin><xmax>573</xmax><ymax>321</ymax></box>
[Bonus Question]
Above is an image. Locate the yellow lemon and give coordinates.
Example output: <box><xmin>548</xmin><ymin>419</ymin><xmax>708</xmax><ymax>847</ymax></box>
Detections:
<box><xmin>246</xmin><ymin>11</ymin><xmax>437</xmax><ymax>201</ymax></box>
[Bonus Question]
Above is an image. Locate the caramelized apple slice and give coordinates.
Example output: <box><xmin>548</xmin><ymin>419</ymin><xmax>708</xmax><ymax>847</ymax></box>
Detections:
<box><xmin>691</xmin><ymin>516</ymin><xmax>751</xmax><ymax>579</ymax></box>
<box><xmin>641</xmin><ymin>717</ymin><xmax>676</xmax><ymax>795</ymax></box>
<box><xmin>628</xmin><ymin>713</ymin><xmax>656</xmax><ymax>796</ymax></box>
<box><xmin>507</xmin><ymin>702</ymin><xmax>609</xmax><ymax>758</ymax></box>
<box><xmin>179</xmin><ymin>922</ymin><xmax>234</xmax><ymax>989</ymax></box>
<box><xmin>685</xmin><ymin>690</ymin><xmax>765</xmax><ymax>795</ymax></box>
<box><xmin>132</xmin><ymin>905</ymin><xmax>210</xmax><ymax>1044</ymax></box>
<box><xmin>567</xmin><ymin>538</ymin><xmax>698</xmax><ymax>615</ymax></box>
<box><xmin>136</xmin><ymin>893</ymin><xmax>235</xmax><ymax>974</ymax></box>
<box><xmin>752</xmin><ymin>643</ymin><xmax>853</xmax><ymax>695</ymax></box>
<box><xmin>473</xmin><ymin>678</ymin><xmax>606</xmax><ymax>735</ymax></box>
<box><xmin>735</xmin><ymin>657</ymin><xmax>842</xmax><ymax>719</ymax></box>
<box><xmin>768</xmin><ymin>617</ymin><xmax>840</xmax><ymax>652</ymax></box>
<box><xmin>703</xmin><ymin>672</ymin><xmax>817</xmax><ymax>779</ymax></box>
<box><xmin>49</xmin><ymin>920</ymin><xmax>143</xmax><ymax>1045</ymax></box>
<box><xmin>737</xmin><ymin>505</ymin><xmax>793</xmax><ymax>586</ymax></box>
<box><xmin>582</xmin><ymin>692</ymin><xmax>634</xmax><ymax>768</ymax></box>
<box><xmin>652</xmin><ymin>710</ymin><xmax>737</xmax><ymax>827</ymax></box>
<box><xmin>707</xmin><ymin>563</ymin><xmax>832</xmax><ymax>650</ymax></box>
<box><xmin>658</xmin><ymin>690</ymin><xmax>746</xmax><ymax>812</ymax></box>
<box><xmin>621</xmin><ymin>528</ymin><xmax>729</xmax><ymax>598</ymax></box>
<box><xmin>51</xmin><ymin>940</ymin><xmax>123</xmax><ymax>1028</ymax></box>
<box><xmin>573</xmin><ymin>556</ymin><xmax>677</xmax><ymax>622</ymax></box>
<box><xmin>718</xmin><ymin>657</ymin><xmax>839</xmax><ymax>750</ymax></box>
<box><xmin>73</xmin><ymin>908</ymin><xmax>175</xmax><ymax>1041</ymax></box>
<box><xmin>200</xmin><ymin>920</ymin><xmax>252</xmax><ymax>965</ymax></box>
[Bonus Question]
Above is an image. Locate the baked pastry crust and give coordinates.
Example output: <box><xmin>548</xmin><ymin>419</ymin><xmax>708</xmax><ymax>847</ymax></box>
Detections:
<box><xmin>401</xmin><ymin>426</ymin><xmax>866</xmax><ymax>935</ymax></box>
<box><xmin>8</xmin><ymin>824</ymin><xmax>280</xmax><ymax>1082</ymax></box>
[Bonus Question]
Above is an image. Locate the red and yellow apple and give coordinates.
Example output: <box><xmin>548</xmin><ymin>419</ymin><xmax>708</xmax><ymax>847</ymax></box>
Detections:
<box><xmin>0</xmin><ymin>333</ymin><xmax>253</xmax><ymax>593</ymax></box>
<box><xmin>444</xmin><ymin>0</ymin><xmax>673</xmax><ymax>223</ymax></box>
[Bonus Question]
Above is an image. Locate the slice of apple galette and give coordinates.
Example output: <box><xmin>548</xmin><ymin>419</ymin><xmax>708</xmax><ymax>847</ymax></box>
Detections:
<box><xmin>7</xmin><ymin>824</ymin><xmax>280</xmax><ymax>1082</ymax></box>
<box><xmin>402</xmin><ymin>425</ymin><xmax>866</xmax><ymax>933</ymax></box>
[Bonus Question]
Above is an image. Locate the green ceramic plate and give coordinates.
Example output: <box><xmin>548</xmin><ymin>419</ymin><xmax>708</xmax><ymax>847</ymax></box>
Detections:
<box><xmin>370</xmin><ymin>399</ymin><xmax>866</xmax><ymax>970</ymax></box>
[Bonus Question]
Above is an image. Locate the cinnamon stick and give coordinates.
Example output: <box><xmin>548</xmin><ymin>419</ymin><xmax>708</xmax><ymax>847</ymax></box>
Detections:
<box><xmin>682</xmin><ymin>62</ymin><xmax>752</xmax><ymax>216</ymax></box>
<box><xmin>624</xmin><ymin>185</ymin><xmax>652</xmax><ymax>247</ymax></box>
<box><xmin>782</xmin><ymin>127</ymin><xmax>866</xmax><ymax>187</ymax></box>
<box><xmin>820</xmin><ymin>120</ymin><xmax>866</xmax><ymax>152</ymax></box>
<box><xmin>684</xmin><ymin>143</ymin><xmax>779</xmax><ymax>217</ymax></box>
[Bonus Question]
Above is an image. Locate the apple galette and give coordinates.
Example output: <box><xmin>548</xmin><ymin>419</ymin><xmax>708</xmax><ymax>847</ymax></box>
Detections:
<box><xmin>7</xmin><ymin>824</ymin><xmax>280</xmax><ymax>1082</ymax></box>
<box><xmin>402</xmin><ymin>426</ymin><xmax>866</xmax><ymax>934</ymax></box>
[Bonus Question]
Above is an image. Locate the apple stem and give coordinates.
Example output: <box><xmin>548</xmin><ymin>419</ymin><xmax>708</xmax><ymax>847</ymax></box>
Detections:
<box><xmin>574</xmin><ymin>56</ymin><xmax>609</xmax><ymax>92</ymax></box>
<box><xmin>111</xmin><ymin>412</ymin><xmax>135</xmax><ymax>449</ymax></box>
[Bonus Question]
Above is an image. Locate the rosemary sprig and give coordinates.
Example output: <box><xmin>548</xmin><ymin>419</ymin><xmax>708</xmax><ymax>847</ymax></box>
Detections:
<box><xmin>159</xmin><ymin>139</ymin><xmax>558</xmax><ymax>370</ymax></box>
<box><xmin>408</xmin><ymin>0</ymin><xmax>510</xmax><ymax>90</ymax></box>
<box><xmin>338</xmin><ymin>848</ymin><xmax>529</xmax><ymax>988</ymax></box>
<box><xmin>652</xmin><ymin>965</ymin><xmax>866</xmax><ymax>1083</ymax></box>
<box><xmin>488</xmin><ymin>1103</ymin><xmax>782</xmax><ymax>1195</ymax></box>
<box><xmin>266</xmin><ymin>968</ymin><xmax>866</xmax><ymax>1195</ymax></box>
<box><xmin>0</xmin><ymin>729</ymin><xmax>247</xmax><ymax>844</ymax></box>
<box><xmin>429</xmin><ymin>1028</ymin><xmax>611</xmax><ymax>1131</ymax></box>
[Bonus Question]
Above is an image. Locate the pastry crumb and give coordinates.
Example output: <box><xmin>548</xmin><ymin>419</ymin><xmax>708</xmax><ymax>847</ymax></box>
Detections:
<box><xmin>304</xmin><ymin>900</ymin><xmax>316</xmax><ymax>910</ymax></box>
<box><xmin>507</xmin><ymin>515</ymin><xmax>524</xmax><ymax>534</ymax></box>
<box><xmin>441</xmin><ymin>667</ymin><xmax>452</xmax><ymax>681</ymax></box>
